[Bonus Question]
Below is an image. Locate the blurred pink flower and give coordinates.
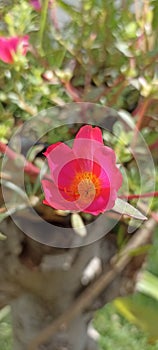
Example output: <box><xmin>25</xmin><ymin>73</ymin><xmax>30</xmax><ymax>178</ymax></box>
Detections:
<box><xmin>42</xmin><ymin>125</ymin><xmax>122</xmax><ymax>215</ymax></box>
<box><xmin>30</xmin><ymin>0</ymin><xmax>54</xmax><ymax>11</ymax></box>
<box><xmin>0</xmin><ymin>36</ymin><xmax>29</xmax><ymax>64</ymax></box>
<box><xmin>30</xmin><ymin>0</ymin><xmax>41</xmax><ymax>11</ymax></box>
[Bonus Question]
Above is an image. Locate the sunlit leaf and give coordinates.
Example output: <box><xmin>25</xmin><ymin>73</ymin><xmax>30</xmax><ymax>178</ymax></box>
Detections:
<box><xmin>137</xmin><ymin>271</ymin><xmax>158</xmax><ymax>301</ymax></box>
<box><xmin>112</xmin><ymin>198</ymin><xmax>147</xmax><ymax>220</ymax></box>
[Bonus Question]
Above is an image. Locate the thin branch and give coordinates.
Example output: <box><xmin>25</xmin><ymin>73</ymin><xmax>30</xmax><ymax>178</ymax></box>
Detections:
<box><xmin>135</xmin><ymin>98</ymin><xmax>151</xmax><ymax>131</ymax></box>
<box><xmin>132</xmin><ymin>98</ymin><xmax>152</xmax><ymax>147</ymax></box>
<box><xmin>64</xmin><ymin>81</ymin><xmax>82</xmax><ymax>102</ymax></box>
<box><xmin>149</xmin><ymin>139</ymin><xmax>158</xmax><ymax>151</ymax></box>
<box><xmin>120</xmin><ymin>191</ymin><xmax>158</xmax><ymax>200</ymax></box>
<box><xmin>0</xmin><ymin>141</ymin><xmax>50</xmax><ymax>180</ymax></box>
<box><xmin>28</xmin><ymin>218</ymin><xmax>156</xmax><ymax>350</ymax></box>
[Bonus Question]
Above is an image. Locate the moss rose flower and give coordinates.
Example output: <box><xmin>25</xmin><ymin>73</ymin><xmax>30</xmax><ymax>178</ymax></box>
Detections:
<box><xmin>30</xmin><ymin>0</ymin><xmax>41</xmax><ymax>11</ymax></box>
<box><xmin>0</xmin><ymin>36</ymin><xmax>29</xmax><ymax>64</ymax></box>
<box><xmin>42</xmin><ymin>125</ymin><xmax>122</xmax><ymax>215</ymax></box>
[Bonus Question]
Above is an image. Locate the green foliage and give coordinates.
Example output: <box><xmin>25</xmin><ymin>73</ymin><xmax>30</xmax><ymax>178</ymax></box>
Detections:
<box><xmin>94</xmin><ymin>303</ymin><xmax>158</xmax><ymax>350</ymax></box>
<box><xmin>0</xmin><ymin>0</ymin><xmax>157</xmax><ymax>123</ymax></box>
<box><xmin>1</xmin><ymin>0</ymin><xmax>156</xmax><ymax>212</ymax></box>
<box><xmin>0</xmin><ymin>307</ymin><xmax>12</xmax><ymax>350</ymax></box>
<box><xmin>113</xmin><ymin>226</ymin><xmax>158</xmax><ymax>343</ymax></box>
<box><xmin>114</xmin><ymin>293</ymin><xmax>158</xmax><ymax>344</ymax></box>
<box><xmin>4</xmin><ymin>1</ymin><xmax>35</xmax><ymax>34</ymax></box>
<box><xmin>0</xmin><ymin>1</ymin><xmax>158</xmax><ymax>349</ymax></box>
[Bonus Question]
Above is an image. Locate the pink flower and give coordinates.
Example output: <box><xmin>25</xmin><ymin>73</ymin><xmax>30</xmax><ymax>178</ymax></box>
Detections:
<box><xmin>30</xmin><ymin>0</ymin><xmax>41</xmax><ymax>11</ymax></box>
<box><xmin>42</xmin><ymin>125</ymin><xmax>122</xmax><ymax>215</ymax></box>
<box><xmin>0</xmin><ymin>36</ymin><xmax>29</xmax><ymax>64</ymax></box>
<box><xmin>30</xmin><ymin>0</ymin><xmax>53</xmax><ymax>11</ymax></box>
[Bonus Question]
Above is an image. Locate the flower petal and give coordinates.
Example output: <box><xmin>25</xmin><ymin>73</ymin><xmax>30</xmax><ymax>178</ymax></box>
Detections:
<box><xmin>83</xmin><ymin>188</ymin><xmax>117</xmax><ymax>215</ymax></box>
<box><xmin>0</xmin><ymin>36</ymin><xmax>29</xmax><ymax>64</ymax></box>
<box><xmin>94</xmin><ymin>145</ymin><xmax>123</xmax><ymax>190</ymax></box>
<box><xmin>44</xmin><ymin>142</ymin><xmax>76</xmax><ymax>184</ymax></box>
<box><xmin>72</xmin><ymin>139</ymin><xmax>101</xmax><ymax>164</ymax></box>
<box><xmin>42</xmin><ymin>179</ymin><xmax>79</xmax><ymax>211</ymax></box>
<box><xmin>43</xmin><ymin>142</ymin><xmax>62</xmax><ymax>157</ymax></box>
<box><xmin>0</xmin><ymin>37</ymin><xmax>16</xmax><ymax>63</ymax></box>
<box><xmin>73</xmin><ymin>125</ymin><xmax>103</xmax><ymax>162</ymax></box>
<box><xmin>57</xmin><ymin>159</ymin><xmax>102</xmax><ymax>203</ymax></box>
<box><xmin>58</xmin><ymin>159</ymin><xmax>82</xmax><ymax>201</ymax></box>
<box><xmin>30</xmin><ymin>0</ymin><xmax>41</xmax><ymax>11</ymax></box>
<box><xmin>75</xmin><ymin>125</ymin><xmax>103</xmax><ymax>143</ymax></box>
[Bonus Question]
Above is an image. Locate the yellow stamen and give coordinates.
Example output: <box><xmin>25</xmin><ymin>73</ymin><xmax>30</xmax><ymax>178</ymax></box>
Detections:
<box><xmin>69</xmin><ymin>171</ymin><xmax>101</xmax><ymax>203</ymax></box>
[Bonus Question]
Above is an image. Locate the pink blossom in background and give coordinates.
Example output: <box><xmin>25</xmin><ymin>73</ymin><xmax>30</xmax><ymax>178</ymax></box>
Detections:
<box><xmin>30</xmin><ymin>0</ymin><xmax>54</xmax><ymax>12</ymax></box>
<box><xmin>30</xmin><ymin>0</ymin><xmax>41</xmax><ymax>11</ymax></box>
<box><xmin>42</xmin><ymin>125</ymin><xmax>122</xmax><ymax>215</ymax></box>
<box><xmin>0</xmin><ymin>36</ymin><xmax>29</xmax><ymax>64</ymax></box>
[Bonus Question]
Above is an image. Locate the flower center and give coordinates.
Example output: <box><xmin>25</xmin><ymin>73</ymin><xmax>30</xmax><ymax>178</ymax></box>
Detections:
<box><xmin>71</xmin><ymin>172</ymin><xmax>101</xmax><ymax>203</ymax></box>
<box><xmin>78</xmin><ymin>179</ymin><xmax>96</xmax><ymax>203</ymax></box>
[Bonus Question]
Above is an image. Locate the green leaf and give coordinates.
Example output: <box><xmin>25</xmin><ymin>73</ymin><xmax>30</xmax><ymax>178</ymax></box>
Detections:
<box><xmin>137</xmin><ymin>271</ymin><xmax>158</xmax><ymax>301</ymax></box>
<box><xmin>47</xmin><ymin>49</ymin><xmax>66</xmax><ymax>68</ymax></box>
<box><xmin>112</xmin><ymin>198</ymin><xmax>147</xmax><ymax>220</ymax></box>
<box><xmin>0</xmin><ymin>306</ymin><xmax>10</xmax><ymax>323</ymax></box>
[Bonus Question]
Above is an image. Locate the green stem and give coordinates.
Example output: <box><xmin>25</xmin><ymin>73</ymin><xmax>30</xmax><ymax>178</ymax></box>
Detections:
<box><xmin>39</xmin><ymin>0</ymin><xmax>49</xmax><ymax>55</ymax></box>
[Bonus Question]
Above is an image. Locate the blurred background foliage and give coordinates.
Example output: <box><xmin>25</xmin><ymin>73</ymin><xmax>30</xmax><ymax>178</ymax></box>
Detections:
<box><xmin>0</xmin><ymin>0</ymin><xmax>158</xmax><ymax>349</ymax></box>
